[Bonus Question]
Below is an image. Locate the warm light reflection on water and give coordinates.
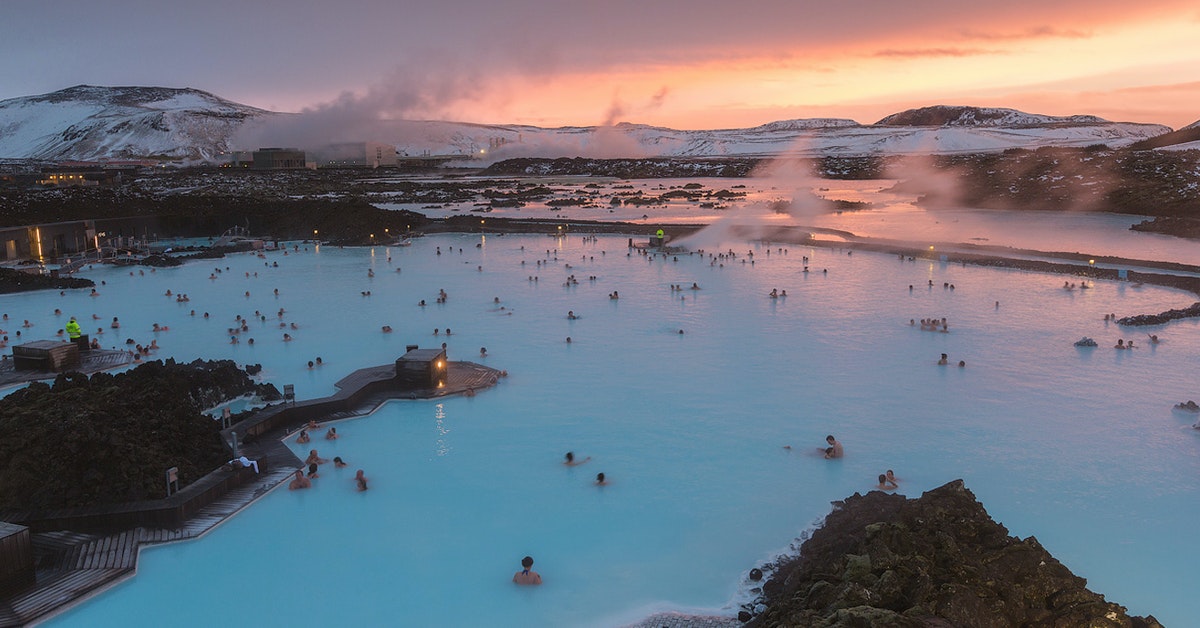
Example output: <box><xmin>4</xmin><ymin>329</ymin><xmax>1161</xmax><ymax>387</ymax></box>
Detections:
<box><xmin>382</xmin><ymin>177</ymin><xmax>1200</xmax><ymax>266</ymax></box>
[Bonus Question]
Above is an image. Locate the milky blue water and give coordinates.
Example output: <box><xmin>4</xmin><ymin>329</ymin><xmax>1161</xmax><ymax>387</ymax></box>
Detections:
<box><xmin>26</xmin><ymin>214</ymin><xmax>1200</xmax><ymax>626</ymax></box>
<box><xmin>381</xmin><ymin>176</ymin><xmax>1200</xmax><ymax>266</ymax></box>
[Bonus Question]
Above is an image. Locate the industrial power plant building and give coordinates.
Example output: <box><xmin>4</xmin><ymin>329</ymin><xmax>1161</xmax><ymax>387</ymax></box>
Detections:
<box><xmin>251</xmin><ymin>148</ymin><xmax>308</xmax><ymax>170</ymax></box>
<box><xmin>312</xmin><ymin>142</ymin><xmax>398</xmax><ymax>168</ymax></box>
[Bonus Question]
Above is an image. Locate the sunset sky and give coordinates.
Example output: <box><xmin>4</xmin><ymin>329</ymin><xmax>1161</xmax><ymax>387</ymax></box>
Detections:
<box><xmin>3</xmin><ymin>0</ymin><xmax>1199</xmax><ymax>130</ymax></box>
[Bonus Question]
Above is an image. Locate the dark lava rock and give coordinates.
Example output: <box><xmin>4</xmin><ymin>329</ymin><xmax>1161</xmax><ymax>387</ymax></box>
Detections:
<box><xmin>138</xmin><ymin>253</ymin><xmax>182</xmax><ymax>267</ymax></box>
<box><xmin>482</xmin><ymin>157</ymin><xmax>761</xmax><ymax>179</ymax></box>
<box><xmin>176</xmin><ymin>249</ymin><xmax>228</xmax><ymax>261</ymax></box>
<box><xmin>0</xmin><ymin>267</ymin><xmax>94</xmax><ymax>294</ymax></box>
<box><xmin>1130</xmin><ymin>216</ymin><xmax>1200</xmax><ymax>240</ymax></box>
<box><xmin>748</xmin><ymin>480</ymin><xmax>1160</xmax><ymax>628</ymax></box>
<box><xmin>256</xmin><ymin>382</ymin><xmax>282</xmax><ymax>401</ymax></box>
<box><xmin>0</xmin><ymin>359</ymin><xmax>263</xmax><ymax>510</ymax></box>
<box><xmin>1117</xmin><ymin>301</ymin><xmax>1200</xmax><ymax>326</ymax></box>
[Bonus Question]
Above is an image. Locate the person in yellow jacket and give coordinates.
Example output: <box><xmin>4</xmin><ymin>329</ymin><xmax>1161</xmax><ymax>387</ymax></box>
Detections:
<box><xmin>65</xmin><ymin>317</ymin><xmax>82</xmax><ymax>340</ymax></box>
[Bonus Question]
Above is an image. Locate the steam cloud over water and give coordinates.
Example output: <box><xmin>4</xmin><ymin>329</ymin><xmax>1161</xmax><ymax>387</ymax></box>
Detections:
<box><xmin>235</xmin><ymin>60</ymin><xmax>671</xmax><ymax>162</ymax></box>
<box><xmin>472</xmin><ymin>89</ymin><xmax>672</xmax><ymax>162</ymax></box>
<box><xmin>233</xmin><ymin>59</ymin><xmax>490</xmax><ymax>151</ymax></box>
<box><xmin>675</xmin><ymin>149</ymin><xmax>829</xmax><ymax>249</ymax></box>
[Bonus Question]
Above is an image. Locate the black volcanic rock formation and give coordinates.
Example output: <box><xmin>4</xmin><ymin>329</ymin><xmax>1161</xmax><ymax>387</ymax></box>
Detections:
<box><xmin>1117</xmin><ymin>301</ymin><xmax>1200</xmax><ymax>327</ymax></box>
<box><xmin>0</xmin><ymin>359</ymin><xmax>268</xmax><ymax>510</ymax></box>
<box><xmin>747</xmin><ymin>480</ymin><xmax>1160</xmax><ymax>627</ymax></box>
<box><xmin>0</xmin><ymin>267</ymin><xmax>94</xmax><ymax>294</ymax></box>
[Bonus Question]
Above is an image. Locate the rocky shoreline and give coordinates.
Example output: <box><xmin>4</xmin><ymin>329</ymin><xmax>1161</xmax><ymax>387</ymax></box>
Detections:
<box><xmin>0</xmin><ymin>359</ymin><xmax>276</xmax><ymax>511</ymax></box>
<box><xmin>744</xmin><ymin>481</ymin><xmax>1161</xmax><ymax>627</ymax></box>
<box><xmin>834</xmin><ymin>240</ymin><xmax>1200</xmax><ymax>299</ymax></box>
<box><xmin>1130</xmin><ymin>216</ymin><xmax>1200</xmax><ymax>239</ymax></box>
<box><xmin>0</xmin><ymin>267</ymin><xmax>94</xmax><ymax>294</ymax></box>
<box><xmin>1116</xmin><ymin>302</ymin><xmax>1200</xmax><ymax>326</ymax></box>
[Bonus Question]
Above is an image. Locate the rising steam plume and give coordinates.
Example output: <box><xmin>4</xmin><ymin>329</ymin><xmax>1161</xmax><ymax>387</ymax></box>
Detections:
<box><xmin>234</xmin><ymin>59</ymin><xmax>490</xmax><ymax>151</ymax></box>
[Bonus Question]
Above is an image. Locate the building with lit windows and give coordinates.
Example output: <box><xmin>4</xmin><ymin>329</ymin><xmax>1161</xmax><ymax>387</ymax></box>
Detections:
<box><xmin>312</xmin><ymin>142</ymin><xmax>398</xmax><ymax>168</ymax></box>
<box><xmin>251</xmin><ymin>148</ymin><xmax>308</xmax><ymax>170</ymax></box>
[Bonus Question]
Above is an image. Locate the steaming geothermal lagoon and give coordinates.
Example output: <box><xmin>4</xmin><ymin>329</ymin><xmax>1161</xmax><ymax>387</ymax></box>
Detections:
<box><xmin>25</xmin><ymin>183</ymin><xmax>1200</xmax><ymax>626</ymax></box>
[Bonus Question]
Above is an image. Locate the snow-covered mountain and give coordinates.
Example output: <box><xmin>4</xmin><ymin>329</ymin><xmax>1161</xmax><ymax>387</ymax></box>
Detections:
<box><xmin>0</xmin><ymin>85</ymin><xmax>273</xmax><ymax>162</ymax></box>
<box><xmin>0</xmin><ymin>86</ymin><xmax>1178</xmax><ymax>162</ymax></box>
<box><xmin>461</xmin><ymin>111</ymin><xmax>1168</xmax><ymax>161</ymax></box>
<box><xmin>1126</xmin><ymin>117</ymin><xmax>1200</xmax><ymax>152</ymax></box>
<box><xmin>875</xmin><ymin>105</ymin><xmax>1107</xmax><ymax>127</ymax></box>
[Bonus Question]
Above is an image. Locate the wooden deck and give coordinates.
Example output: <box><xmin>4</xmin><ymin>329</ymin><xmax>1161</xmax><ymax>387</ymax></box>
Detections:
<box><xmin>0</xmin><ymin>359</ymin><xmax>503</xmax><ymax>626</ymax></box>
<box><xmin>0</xmin><ymin>348</ymin><xmax>131</xmax><ymax>389</ymax></box>
<box><xmin>1</xmin><ymin>466</ymin><xmax>293</xmax><ymax>627</ymax></box>
<box><xmin>332</xmin><ymin>361</ymin><xmax>501</xmax><ymax>398</ymax></box>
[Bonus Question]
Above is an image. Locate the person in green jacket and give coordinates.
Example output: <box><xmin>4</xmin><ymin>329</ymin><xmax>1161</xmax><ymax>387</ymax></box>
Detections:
<box><xmin>65</xmin><ymin>317</ymin><xmax>82</xmax><ymax>340</ymax></box>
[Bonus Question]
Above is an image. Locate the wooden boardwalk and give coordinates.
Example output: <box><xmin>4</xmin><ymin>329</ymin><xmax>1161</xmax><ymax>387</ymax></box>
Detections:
<box><xmin>0</xmin><ymin>348</ymin><xmax>131</xmax><ymax>389</ymax></box>
<box><xmin>1</xmin><ymin>467</ymin><xmax>293</xmax><ymax>627</ymax></box>
<box><xmin>1</xmin><ymin>359</ymin><xmax>503</xmax><ymax>626</ymax></box>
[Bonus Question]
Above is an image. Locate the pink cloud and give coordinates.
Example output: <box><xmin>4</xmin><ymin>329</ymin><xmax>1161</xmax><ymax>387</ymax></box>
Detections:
<box><xmin>955</xmin><ymin>26</ymin><xmax>1092</xmax><ymax>41</ymax></box>
<box><xmin>871</xmin><ymin>47</ymin><xmax>1002</xmax><ymax>59</ymax></box>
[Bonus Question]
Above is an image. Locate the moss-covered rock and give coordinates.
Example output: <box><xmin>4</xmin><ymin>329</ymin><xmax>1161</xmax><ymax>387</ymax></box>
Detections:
<box><xmin>748</xmin><ymin>481</ymin><xmax>1161</xmax><ymax>628</ymax></box>
<box><xmin>0</xmin><ymin>359</ymin><xmax>260</xmax><ymax>510</ymax></box>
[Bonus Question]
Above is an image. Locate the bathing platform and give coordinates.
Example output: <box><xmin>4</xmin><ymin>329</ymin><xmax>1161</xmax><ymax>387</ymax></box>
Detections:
<box><xmin>0</xmin><ymin>347</ymin><xmax>132</xmax><ymax>389</ymax></box>
<box><xmin>0</xmin><ymin>357</ymin><xmax>503</xmax><ymax>627</ymax></box>
<box><xmin>0</xmin><ymin>471</ymin><xmax>293</xmax><ymax>627</ymax></box>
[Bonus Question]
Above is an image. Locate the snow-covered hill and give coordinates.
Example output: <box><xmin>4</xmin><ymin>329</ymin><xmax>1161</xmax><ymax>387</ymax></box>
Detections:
<box><xmin>0</xmin><ymin>87</ymin><xmax>1177</xmax><ymax>162</ymax></box>
<box><xmin>447</xmin><ymin>110</ymin><xmax>1170</xmax><ymax>161</ymax></box>
<box><xmin>875</xmin><ymin>105</ymin><xmax>1107</xmax><ymax>127</ymax></box>
<box><xmin>0</xmin><ymin>85</ymin><xmax>273</xmax><ymax>162</ymax></box>
<box><xmin>1126</xmin><ymin>117</ymin><xmax>1200</xmax><ymax>152</ymax></box>
<box><xmin>1157</xmin><ymin>118</ymin><xmax>1200</xmax><ymax>151</ymax></box>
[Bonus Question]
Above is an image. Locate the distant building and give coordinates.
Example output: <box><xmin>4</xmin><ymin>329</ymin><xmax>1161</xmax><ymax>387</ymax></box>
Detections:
<box><xmin>2</xmin><ymin>167</ymin><xmax>132</xmax><ymax>189</ymax></box>
<box><xmin>222</xmin><ymin>151</ymin><xmax>256</xmax><ymax>168</ymax></box>
<box><xmin>39</xmin><ymin>172</ymin><xmax>93</xmax><ymax>187</ymax></box>
<box><xmin>0</xmin><ymin>217</ymin><xmax>166</xmax><ymax>261</ymax></box>
<box><xmin>251</xmin><ymin>148</ymin><xmax>307</xmax><ymax>170</ymax></box>
<box><xmin>34</xmin><ymin>169</ymin><xmax>125</xmax><ymax>188</ymax></box>
<box><xmin>313</xmin><ymin>142</ymin><xmax>398</xmax><ymax>168</ymax></box>
<box><xmin>57</xmin><ymin>160</ymin><xmax>156</xmax><ymax>169</ymax></box>
<box><xmin>0</xmin><ymin>220</ymin><xmax>98</xmax><ymax>261</ymax></box>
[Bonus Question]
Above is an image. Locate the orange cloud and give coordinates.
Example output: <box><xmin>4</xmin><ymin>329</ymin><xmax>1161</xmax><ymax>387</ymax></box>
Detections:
<box><xmin>871</xmin><ymin>47</ymin><xmax>1003</xmax><ymax>59</ymax></box>
<box><xmin>1109</xmin><ymin>80</ymin><xmax>1200</xmax><ymax>95</ymax></box>
<box><xmin>955</xmin><ymin>26</ymin><xmax>1092</xmax><ymax>41</ymax></box>
<box><xmin>274</xmin><ymin>0</ymin><xmax>1200</xmax><ymax>132</ymax></box>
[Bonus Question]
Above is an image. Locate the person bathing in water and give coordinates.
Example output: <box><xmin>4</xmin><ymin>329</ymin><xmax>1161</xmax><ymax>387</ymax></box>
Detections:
<box><xmin>513</xmin><ymin>556</ymin><xmax>542</xmax><ymax>585</ymax></box>
<box><xmin>823</xmin><ymin>435</ymin><xmax>843</xmax><ymax>459</ymax></box>
<box><xmin>564</xmin><ymin>451</ymin><xmax>591</xmax><ymax>466</ymax></box>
